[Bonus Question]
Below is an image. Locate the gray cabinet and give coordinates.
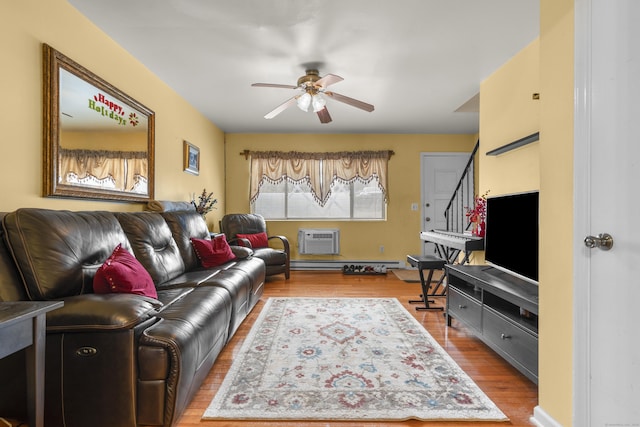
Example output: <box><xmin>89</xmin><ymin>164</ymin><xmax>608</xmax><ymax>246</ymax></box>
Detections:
<box><xmin>445</xmin><ymin>265</ymin><xmax>538</xmax><ymax>384</ymax></box>
<box><xmin>447</xmin><ymin>287</ymin><xmax>482</xmax><ymax>333</ymax></box>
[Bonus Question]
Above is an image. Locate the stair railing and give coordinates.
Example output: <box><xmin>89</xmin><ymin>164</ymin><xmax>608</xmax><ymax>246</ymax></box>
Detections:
<box><xmin>444</xmin><ymin>140</ymin><xmax>480</xmax><ymax>234</ymax></box>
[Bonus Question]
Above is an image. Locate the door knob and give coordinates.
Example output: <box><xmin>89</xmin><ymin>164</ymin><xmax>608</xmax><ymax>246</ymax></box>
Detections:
<box><xmin>425</xmin><ymin>217</ymin><xmax>431</xmax><ymax>222</ymax></box>
<box><xmin>584</xmin><ymin>233</ymin><xmax>613</xmax><ymax>250</ymax></box>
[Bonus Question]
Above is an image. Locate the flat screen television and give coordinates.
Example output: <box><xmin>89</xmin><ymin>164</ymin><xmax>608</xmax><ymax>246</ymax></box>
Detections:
<box><xmin>484</xmin><ymin>191</ymin><xmax>539</xmax><ymax>285</ymax></box>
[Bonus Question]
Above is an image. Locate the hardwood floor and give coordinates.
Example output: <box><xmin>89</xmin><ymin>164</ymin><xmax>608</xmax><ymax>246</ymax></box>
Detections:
<box><xmin>175</xmin><ymin>271</ymin><xmax>538</xmax><ymax>427</ymax></box>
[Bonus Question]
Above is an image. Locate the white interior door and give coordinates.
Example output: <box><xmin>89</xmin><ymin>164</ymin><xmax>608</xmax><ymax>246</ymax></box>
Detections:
<box><xmin>421</xmin><ymin>153</ymin><xmax>473</xmax><ymax>255</ymax></box>
<box><xmin>574</xmin><ymin>0</ymin><xmax>640</xmax><ymax>425</ymax></box>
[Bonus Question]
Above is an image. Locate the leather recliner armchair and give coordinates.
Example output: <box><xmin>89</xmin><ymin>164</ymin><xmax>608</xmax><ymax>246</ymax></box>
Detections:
<box><xmin>220</xmin><ymin>213</ymin><xmax>290</xmax><ymax>279</ymax></box>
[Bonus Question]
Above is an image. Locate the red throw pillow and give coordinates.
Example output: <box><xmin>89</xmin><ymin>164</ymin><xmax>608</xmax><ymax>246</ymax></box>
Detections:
<box><xmin>93</xmin><ymin>244</ymin><xmax>157</xmax><ymax>298</ymax></box>
<box><xmin>191</xmin><ymin>235</ymin><xmax>236</xmax><ymax>268</ymax></box>
<box><xmin>236</xmin><ymin>232</ymin><xmax>268</xmax><ymax>248</ymax></box>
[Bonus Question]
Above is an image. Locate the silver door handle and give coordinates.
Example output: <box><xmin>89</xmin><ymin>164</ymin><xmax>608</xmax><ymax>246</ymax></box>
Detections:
<box><xmin>584</xmin><ymin>233</ymin><xmax>613</xmax><ymax>250</ymax></box>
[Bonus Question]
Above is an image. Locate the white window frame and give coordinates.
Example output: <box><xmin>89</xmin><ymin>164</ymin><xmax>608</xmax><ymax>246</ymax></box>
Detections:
<box><xmin>251</xmin><ymin>176</ymin><xmax>386</xmax><ymax>221</ymax></box>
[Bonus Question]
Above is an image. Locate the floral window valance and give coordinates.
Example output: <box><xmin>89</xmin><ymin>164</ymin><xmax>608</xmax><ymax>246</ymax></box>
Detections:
<box><xmin>249</xmin><ymin>150</ymin><xmax>391</xmax><ymax>206</ymax></box>
<box><xmin>59</xmin><ymin>148</ymin><xmax>148</xmax><ymax>193</ymax></box>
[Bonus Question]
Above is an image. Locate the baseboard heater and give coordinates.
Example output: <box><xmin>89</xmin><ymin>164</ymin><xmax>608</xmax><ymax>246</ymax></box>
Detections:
<box><xmin>298</xmin><ymin>228</ymin><xmax>340</xmax><ymax>255</ymax></box>
<box><xmin>290</xmin><ymin>260</ymin><xmax>404</xmax><ymax>271</ymax></box>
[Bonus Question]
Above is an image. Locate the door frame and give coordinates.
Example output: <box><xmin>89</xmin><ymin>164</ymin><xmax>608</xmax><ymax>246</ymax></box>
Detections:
<box><xmin>573</xmin><ymin>0</ymin><xmax>598</xmax><ymax>424</ymax></box>
<box><xmin>420</xmin><ymin>152</ymin><xmax>473</xmax><ymax>255</ymax></box>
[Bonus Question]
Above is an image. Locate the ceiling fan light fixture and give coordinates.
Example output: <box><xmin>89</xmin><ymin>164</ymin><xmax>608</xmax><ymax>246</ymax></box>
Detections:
<box><xmin>311</xmin><ymin>94</ymin><xmax>326</xmax><ymax>112</ymax></box>
<box><xmin>296</xmin><ymin>92</ymin><xmax>312</xmax><ymax>112</ymax></box>
<box><xmin>297</xmin><ymin>91</ymin><xmax>325</xmax><ymax>113</ymax></box>
<box><xmin>253</xmin><ymin>69</ymin><xmax>373</xmax><ymax>123</ymax></box>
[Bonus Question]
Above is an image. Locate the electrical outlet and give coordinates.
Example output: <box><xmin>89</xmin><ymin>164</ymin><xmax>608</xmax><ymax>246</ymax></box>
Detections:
<box><xmin>411</xmin><ymin>203</ymin><xmax>418</xmax><ymax>211</ymax></box>
<box><xmin>379</xmin><ymin>245</ymin><xmax>384</xmax><ymax>253</ymax></box>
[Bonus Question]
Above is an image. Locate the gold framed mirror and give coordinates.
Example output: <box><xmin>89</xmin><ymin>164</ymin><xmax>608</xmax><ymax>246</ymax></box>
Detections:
<box><xmin>43</xmin><ymin>44</ymin><xmax>155</xmax><ymax>202</ymax></box>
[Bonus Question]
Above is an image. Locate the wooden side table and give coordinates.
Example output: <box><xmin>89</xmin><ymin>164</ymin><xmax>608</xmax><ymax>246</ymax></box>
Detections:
<box><xmin>0</xmin><ymin>301</ymin><xmax>63</xmax><ymax>427</ymax></box>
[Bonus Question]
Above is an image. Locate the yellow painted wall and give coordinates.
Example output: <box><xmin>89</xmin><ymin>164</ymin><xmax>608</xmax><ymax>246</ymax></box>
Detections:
<box><xmin>3</xmin><ymin>1</ymin><xmax>577</xmax><ymax>422</ymax></box>
<box><xmin>481</xmin><ymin>8</ymin><xmax>576</xmax><ymax>424</ymax></box>
<box><xmin>0</xmin><ymin>0</ymin><xmax>225</xmax><ymax>230</ymax></box>
<box><xmin>479</xmin><ymin>38</ymin><xmax>541</xmax><ymax>197</ymax></box>
<box><xmin>476</xmin><ymin>38</ymin><xmax>540</xmax><ymax>268</ymax></box>
<box><xmin>61</xmin><ymin>131</ymin><xmax>147</xmax><ymax>151</ymax></box>
<box><xmin>539</xmin><ymin>0</ymin><xmax>574</xmax><ymax>425</ymax></box>
<box><xmin>225</xmin><ymin>134</ymin><xmax>477</xmax><ymax>262</ymax></box>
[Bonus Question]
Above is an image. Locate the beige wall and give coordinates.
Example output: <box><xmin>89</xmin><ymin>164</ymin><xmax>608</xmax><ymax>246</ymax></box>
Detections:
<box><xmin>477</xmin><ymin>38</ymin><xmax>540</xmax><ymax>271</ymax></box>
<box><xmin>480</xmin><ymin>4</ymin><xmax>576</xmax><ymax>423</ymax></box>
<box><xmin>61</xmin><ymin>131</ymin><xmax>147</xmax><ymax>151</ymax></box>
<box><xmin>479</xmin><ymin>38</ymin><xmax>541</xmax><ymax>197</ymax></box>
<box><xmin>225</xmin><ymin>134</ymin><xmax>477</xmax><ymax>262</ymax></box>
<box><xmin>4</xmin><ymin>1</ymin><xmax>576</xmax><ymax>422</ymax></box>
<box><xmin>1</xmin><ymin>0</ymin><xmax>226</xmax><ymax>230</ymax></box>
<box><xmin>539</xmin><ymin>0</ymin><xmax>574</xmax><ymax>425</ymax></box>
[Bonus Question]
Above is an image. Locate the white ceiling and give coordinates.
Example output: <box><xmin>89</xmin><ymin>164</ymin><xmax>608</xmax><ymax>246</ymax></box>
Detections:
<box><xmin>67</xmin><ymin>0</ymin><xmax>539</xmax><ymax>134</ymax></box>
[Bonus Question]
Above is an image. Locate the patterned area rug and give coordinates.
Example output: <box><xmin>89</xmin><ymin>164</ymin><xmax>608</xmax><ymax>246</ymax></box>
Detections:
<box><xmin>203</xmin><ymin>297</ymin><xmax>507</xmax><ymax>422</ymax></box>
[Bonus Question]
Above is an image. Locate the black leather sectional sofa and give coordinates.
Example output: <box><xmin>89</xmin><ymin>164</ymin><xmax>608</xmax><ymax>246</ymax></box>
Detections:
<box><xmin>0</xmin><ymin>208</ymin><xmax>265</xmax><ymax>427</ymax></box>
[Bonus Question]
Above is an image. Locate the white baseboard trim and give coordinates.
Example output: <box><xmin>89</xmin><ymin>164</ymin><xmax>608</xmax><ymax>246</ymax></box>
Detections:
<box><xmin>290</xmin><ymin>259</ymin><xmax>405</xmax><ymax>271</ymax></box>
<box><xmin>530</xmin><ymin>405</ymin><xmax>563</xmax><ymax>427</ymax></box>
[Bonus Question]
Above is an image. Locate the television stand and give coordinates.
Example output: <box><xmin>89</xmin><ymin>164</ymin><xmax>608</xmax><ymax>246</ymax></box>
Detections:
<box><xmin>445</xmin><ymin>264</ymin><xmax>538</xmax><ymax>384</ymax></box>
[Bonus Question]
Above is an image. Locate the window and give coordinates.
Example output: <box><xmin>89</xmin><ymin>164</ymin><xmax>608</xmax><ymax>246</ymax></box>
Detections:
<box><xmin>249</xmin><ymin>151</ymin><xmax>390</xmax><ymax>220</ymax></box>
<box><xmin>253</xmin><ymin>178</ymin><xmax>385</xmax><ymax>220</ymax></box>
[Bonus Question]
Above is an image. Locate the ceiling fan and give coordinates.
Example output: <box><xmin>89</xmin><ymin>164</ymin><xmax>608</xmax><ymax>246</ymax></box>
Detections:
<box><xmin>251</xmin><ymin>69</ymin><xmax>375</xmax><ymax>124</ymax></box>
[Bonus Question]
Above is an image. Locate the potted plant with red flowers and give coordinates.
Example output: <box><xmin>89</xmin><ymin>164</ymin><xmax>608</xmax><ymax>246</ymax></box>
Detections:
<box><xmin>465</xmin><ymin>191</ymin><xmax>489</xmax><ymax>237</ymax></box>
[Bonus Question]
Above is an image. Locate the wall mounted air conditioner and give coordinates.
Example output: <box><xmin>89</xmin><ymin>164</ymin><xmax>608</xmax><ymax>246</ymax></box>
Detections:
<box><xmin>298</xmin><ymin>229</ymin><xmax>340</xmax><ymax>255</ymax></box>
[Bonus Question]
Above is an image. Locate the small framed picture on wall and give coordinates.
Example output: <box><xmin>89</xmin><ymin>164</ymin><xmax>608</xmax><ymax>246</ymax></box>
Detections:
<box><xmin>183</xmin><ymin>140</ymin><xmax>200</xmax><ymax>175</ymax></box>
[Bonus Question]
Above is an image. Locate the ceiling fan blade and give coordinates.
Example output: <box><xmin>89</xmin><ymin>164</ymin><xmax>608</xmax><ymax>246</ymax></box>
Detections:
<box><xmin>316</xmin><ymin>107</ymin><xmax>332</xmax><ymax>124</ymax></box>
<box><xmin>325</xmin><ymin>91</ymin><xmax>375</xmax><ymax>112</ymax></box>
<box><xmin>252</xmin><ymin>83</ymin><xmax>298</xmax><ymax>89</ymax></box>
<box><xmin>315</xmin><ymin>73</ymin><xmax>343</xmax><ymax>89</ymax></box>
<box><xmin>264</xmin><ymin>96</ymin><xmax>298</xmax><ymax>119</ymax></box>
